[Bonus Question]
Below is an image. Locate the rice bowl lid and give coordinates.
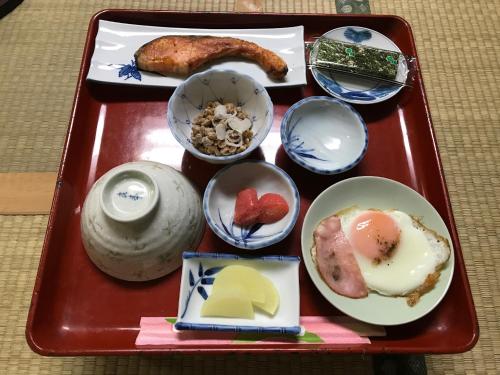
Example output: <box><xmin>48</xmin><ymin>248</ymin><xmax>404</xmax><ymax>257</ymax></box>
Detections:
<box><xmin>80</xmin><ymin>161</ymin><xmax>205</xmax><ymax>281</ymax></box>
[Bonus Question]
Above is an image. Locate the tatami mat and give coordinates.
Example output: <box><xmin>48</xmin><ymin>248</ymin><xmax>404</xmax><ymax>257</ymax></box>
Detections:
<box><xmin>0</xmin><ymin>0</ymin><xmax>499</xmax><ymax>374</ymax></box>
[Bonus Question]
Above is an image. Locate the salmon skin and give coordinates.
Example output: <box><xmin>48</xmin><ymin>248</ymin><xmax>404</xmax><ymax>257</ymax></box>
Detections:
<box><xmin>134</xmin><ymin>35</ymin><xmax>288</xmax><ymax>79</ymax></box>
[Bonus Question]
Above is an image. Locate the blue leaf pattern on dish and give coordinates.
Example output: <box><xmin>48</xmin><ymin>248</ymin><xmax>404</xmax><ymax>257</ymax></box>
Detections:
<box><xmin>341</xmin><ymin>91</ymin><xmax>377</xmax><ymax>100</ymax></box>
<box><xmin>130</xmin><ymin>69</ymin><xmax>142</xmax><ymax>81</ymax></box>
<box><xmin>217</xmin><ymin>209</ymin><xmax>273</xmax><ymax>246</ymax></box>
<box><xmin>198</xmin><ymin>263</ymin><xmax>204</xmax><ymax>277</ymax></box>
<box><xmin>113</xmin><ymin>59</ymin><xmax>142</xmax><ymax>81</ymax></box>
<box><xmin>204</xmin><ymin>267</ymin><xmax>224</xmax><ymax>276</ymax></box>
<box><xmin>188</xmin><ymin>270</ymin><xmax>194</xmax><ymax>287</ymax></box>
<box><xmin>315</xmin><ymin>71</ymin><xmax>397</xmax><ymax>102</ymax></box>
<box><xmin>286</xmin><ymin>116</ymin><xmax>327</xmax><ymax>161</ymax></box>
<box><xmin>181</xmin><ymin>262</ymin><xmax>224</xmax><ymax>318</ymax></box>
<box><xmin>344</xmin><ymin>27</ymin><xmax>372</xmax><ymax>43</ymax></box>
<box><xmin>287</xmin><ymin>136</ymin><xmax>327</xmax><ymax>161</ymax></box>
<box><xmin>247</xmin><ymin>223</ymin><xmax>264</xmax><ymax>236</ymax></box>
<box><xmin>197</xmin><ymin>286</ymin><xmax>208</xmax><ymax>300</ymax></box>
<box><xmin>201</xmin><ymin>277</ymin><xmax>215</xmax><ymax>285</ymax></box>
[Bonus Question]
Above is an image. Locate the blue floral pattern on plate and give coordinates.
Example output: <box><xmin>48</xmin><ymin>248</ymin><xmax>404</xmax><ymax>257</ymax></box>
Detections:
<box><xmin>310</xmin><ymin>26</ymin><xmax>404</xmax><ymax>104</ymax></box>
<box><xmin>110</xmin><ymin>60</ymin><xmax>142</xmax><ymax>81</ymax></box>
<box><xmin>315</xmin><ymin>72</ymin><xmax>397</xmax><ymax>102</ymax></box>
<box><xmin>217</xmin><ymin>210</ymin><xmax>274</xmax><ymax>246</ymax></box>
<box><xmin>344</xmin><ymin>27</ymin><xmax>372</xmax><ymax>43</ymax></box>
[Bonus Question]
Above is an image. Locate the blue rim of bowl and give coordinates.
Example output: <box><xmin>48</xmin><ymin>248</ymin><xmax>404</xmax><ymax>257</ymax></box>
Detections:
<box><xmin>166</xmin><ymin>69</ymin><xmax>274</xmax><ymax>163</ymax></box>
<box><xmin>310</xmin><ymin>26</ymin><xmax>404</xmax><ymax>105</ymax></box>
<box><xmin>280</xmin><ymin>96</ymin><xmax>368</xmax><ymax>175</ymax></box>
<box><xmin>203</xmin><ymin>160</ymin><xmax>300</xmax><ymax>250</ymax></box>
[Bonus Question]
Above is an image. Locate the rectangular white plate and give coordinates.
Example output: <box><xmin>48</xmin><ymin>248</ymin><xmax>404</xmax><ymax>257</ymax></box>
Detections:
<box><xmin>87</xmin><ymin>20</ymin><xmax>307</xmax><ymax>88</ymax></box>
<box><xmin>175</xmin><ymin>252</ymin><xmax>301</xmax><ymax>334</ymax></box>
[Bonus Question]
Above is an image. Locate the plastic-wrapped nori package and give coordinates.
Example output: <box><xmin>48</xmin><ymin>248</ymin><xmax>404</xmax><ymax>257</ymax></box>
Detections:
<box><xmin>309</xmin><ymin>37</ymin><xmax>415</xmax><ymax>86</ymax></box>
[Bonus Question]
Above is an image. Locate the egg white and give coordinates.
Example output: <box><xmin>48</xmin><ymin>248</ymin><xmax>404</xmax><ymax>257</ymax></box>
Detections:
<box><xmin>339</xmin><ymin>207</ymin><xmax>450</xmax><ymax>297</ymax></box>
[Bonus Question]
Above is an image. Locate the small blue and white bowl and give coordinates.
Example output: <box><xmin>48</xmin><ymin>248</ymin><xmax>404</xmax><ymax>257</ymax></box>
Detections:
<box><xmin>203</xmin><ymin>160</ymin><xmax>300</xmax><ymax>250</ymax></box>
<box><xmin>167</xmin><ymin>69</ymin><xmax>274</xmax><ymax>164</ymax></box>
<box><xmin>280</xmin><ymin>96</ymin><xmax>368</xmax><ymax>175</ymax></box>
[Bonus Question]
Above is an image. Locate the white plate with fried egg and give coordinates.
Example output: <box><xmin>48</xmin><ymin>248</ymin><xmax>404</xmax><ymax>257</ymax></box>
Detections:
<box><xmin>301</xmin><ymin>176</ymin><xmax>454</xmax><ymax>326</ymax></box>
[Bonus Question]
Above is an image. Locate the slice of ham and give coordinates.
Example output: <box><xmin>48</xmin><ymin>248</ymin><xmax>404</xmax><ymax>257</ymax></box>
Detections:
<box><xmin>313</xmin><ymin>215</ymin><xmax>368</xmax><ymax>298</ymax></box>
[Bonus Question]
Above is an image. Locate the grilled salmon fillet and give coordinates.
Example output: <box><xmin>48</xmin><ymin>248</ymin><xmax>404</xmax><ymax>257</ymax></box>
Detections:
<box><xmin>134</xmin><ymin>35</ymin><xmax>288</xmax><ymax>79</ymax></box>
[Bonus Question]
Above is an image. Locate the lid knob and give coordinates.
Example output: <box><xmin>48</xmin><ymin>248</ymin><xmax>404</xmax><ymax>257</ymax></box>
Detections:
<box><xmin>100</xmin><ymin>169</ymin><xmax>159</xmax><ymax>222</ymax></box>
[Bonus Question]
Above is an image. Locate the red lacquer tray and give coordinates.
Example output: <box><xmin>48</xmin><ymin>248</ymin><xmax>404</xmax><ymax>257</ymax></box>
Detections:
<box><xmin>26</xmin><ymin>10</ymin><xmax>478</xmax><ymax>355</ymax></box>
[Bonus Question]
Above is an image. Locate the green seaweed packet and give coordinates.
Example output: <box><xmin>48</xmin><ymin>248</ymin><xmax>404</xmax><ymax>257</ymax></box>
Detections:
<box><xmin>309</xmin><ymin>37</ymin><xmax>416</xmax><ymax>86</ymax></box>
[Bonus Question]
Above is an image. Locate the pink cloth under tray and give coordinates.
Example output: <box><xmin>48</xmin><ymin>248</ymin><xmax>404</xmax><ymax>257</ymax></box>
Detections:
<box><xmin>135</xmin><ymin>316</ymin><xmax>386</xmax><ymax>347</ymax></box>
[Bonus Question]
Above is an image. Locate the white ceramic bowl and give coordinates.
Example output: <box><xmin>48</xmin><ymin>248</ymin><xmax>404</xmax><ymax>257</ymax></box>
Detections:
<box><xmin>167</xmin><ymin>69</ymin><xmax>274</xmax><ymax>164</ymax></box>
<box><xmin>203</xmin><ymin>160</ymin><xmax>300</xmax><ymax>250</ymax></box>
<box><xmin>280</xmin><ymin>96</ymin><xmax>368</xmax><ymax>175</ymax></box>
<box><xmin>80</xmin><ymin>161</ymin><xmax>205</xmax><ymax>281</ymax></box>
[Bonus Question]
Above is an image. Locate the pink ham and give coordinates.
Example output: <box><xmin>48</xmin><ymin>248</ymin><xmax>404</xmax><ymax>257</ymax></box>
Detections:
<box><xmin>313</xmin><ymin>215</ymin><xmax>368</xmax><ymax>298</ymax></box>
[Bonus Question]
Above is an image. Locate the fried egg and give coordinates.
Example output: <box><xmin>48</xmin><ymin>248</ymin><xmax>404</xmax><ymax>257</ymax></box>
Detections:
<box><xmin>338</xmin><ymin>206</ymin><xmax>451</xmax><ymax>297</ymax></box>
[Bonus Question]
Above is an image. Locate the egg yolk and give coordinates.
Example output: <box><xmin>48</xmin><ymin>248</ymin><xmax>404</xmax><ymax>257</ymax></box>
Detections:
<box><xmin>349</xmin><ymin>211</ymin><xmax>401</xmax><ymax>262</ymax></box>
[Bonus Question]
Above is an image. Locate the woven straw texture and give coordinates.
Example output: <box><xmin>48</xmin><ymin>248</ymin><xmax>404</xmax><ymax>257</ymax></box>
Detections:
<box><xmin>0</xmin><ymin>1</ymin><xmax>499</xmax><ymax>374</ymax></box>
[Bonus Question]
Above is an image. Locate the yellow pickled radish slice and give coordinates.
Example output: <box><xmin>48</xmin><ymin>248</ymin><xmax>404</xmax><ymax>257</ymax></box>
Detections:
<box><xmin>212</xmin><ymin>265</ymin><xmax>266</xmax><ymax>304</ymax></box>
<box><xmin>253</xmin><ymin>280</ymin><xmax>280</xmax><ymax>316</ymax></box>
<box><xmin>211</xmin><ymin>265</ymin><xmax>280</xmax><ymax>316</ymax></box>
<box><xmin>201</xmin><ymin>284</ymin><xmax>254</xmax><ymax>319</ymax></box>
